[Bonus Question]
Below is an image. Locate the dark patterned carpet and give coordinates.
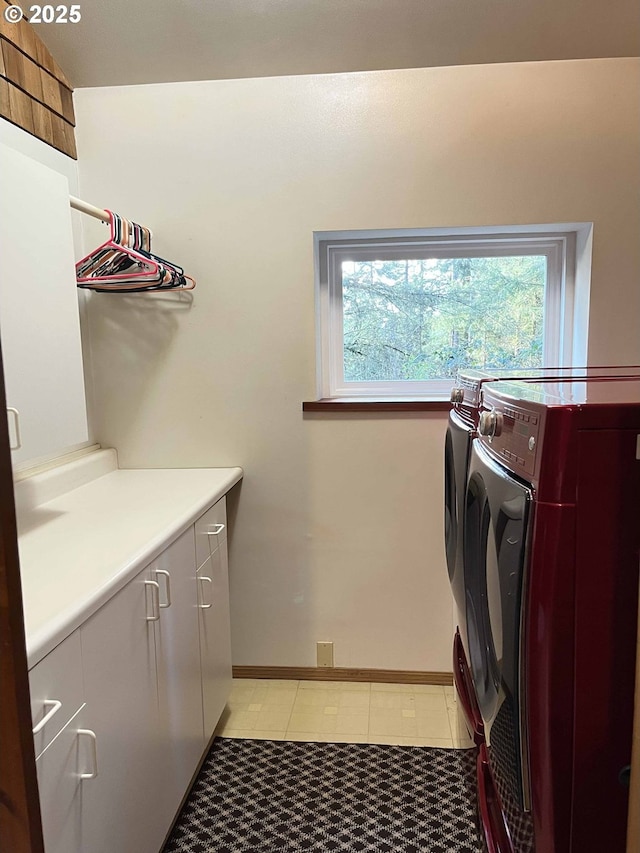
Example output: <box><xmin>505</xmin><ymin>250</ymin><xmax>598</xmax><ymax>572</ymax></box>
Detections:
<box><xmin>163</xmin><ymin>737</ymin><xmax>483</xmax><ymax>853</ymax></box>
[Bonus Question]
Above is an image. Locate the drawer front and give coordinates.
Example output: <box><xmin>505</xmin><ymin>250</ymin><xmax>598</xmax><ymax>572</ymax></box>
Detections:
<box><xmin>29</xmin><ymin>630</ymin><xmax>84</xmax><ymax>757</ymax></box>
<box><xmin>194</xmin><ymin>498</ymin><xmax>227</xmax><ymax>568</ymax></box>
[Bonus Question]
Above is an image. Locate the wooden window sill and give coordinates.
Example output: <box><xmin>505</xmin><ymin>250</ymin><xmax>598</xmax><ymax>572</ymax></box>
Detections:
<box><xmin>302</xmin><ymin>399</ymin><xmax>451</xmax><ymax>412</ymax></box>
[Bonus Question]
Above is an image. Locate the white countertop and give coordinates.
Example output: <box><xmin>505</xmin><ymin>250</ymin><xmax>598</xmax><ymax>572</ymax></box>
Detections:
<box><xmin>17</xmin><ymin>451</ymin><xmax>243</xmax><ymax>668</ymax></box>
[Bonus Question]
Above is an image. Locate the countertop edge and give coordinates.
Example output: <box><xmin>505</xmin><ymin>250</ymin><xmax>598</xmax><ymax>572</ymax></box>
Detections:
<box><xmin>25</xmin><ymin>466</ymin><xmax>243</xmax><ymax>669</ymax></box>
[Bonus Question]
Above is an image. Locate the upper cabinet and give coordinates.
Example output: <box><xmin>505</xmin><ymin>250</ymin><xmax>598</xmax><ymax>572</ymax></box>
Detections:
<box><xmin>0</xmin><ymin>142</ymin><xmax>88</xmax><ymax>466</ymax></box>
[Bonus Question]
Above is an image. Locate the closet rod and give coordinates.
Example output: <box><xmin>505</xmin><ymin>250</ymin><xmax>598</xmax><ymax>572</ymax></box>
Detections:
<box><xmin>69</xmin><ymin>195</ymin><xmax>109</xmax><ymax>223</ymax></box>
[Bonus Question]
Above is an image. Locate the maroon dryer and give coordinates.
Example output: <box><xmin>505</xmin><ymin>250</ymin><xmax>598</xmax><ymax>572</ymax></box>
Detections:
<box><xmin>465</xmin><ymin>377</ymin><xmax>640</xmax><ymax>852</ymax></box>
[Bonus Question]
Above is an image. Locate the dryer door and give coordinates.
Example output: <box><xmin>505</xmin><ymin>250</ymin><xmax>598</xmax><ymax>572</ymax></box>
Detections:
<box><xmin>465</xmin><ymin>441</ymin><xmax>533</xmax><ymax>811</ymax></box>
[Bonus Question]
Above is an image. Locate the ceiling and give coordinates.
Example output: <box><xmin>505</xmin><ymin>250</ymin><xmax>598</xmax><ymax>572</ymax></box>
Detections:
<box><xmin>36</xmin><ymin>0</ymin><xmax>640</xmax><ymax>89</ymax></box>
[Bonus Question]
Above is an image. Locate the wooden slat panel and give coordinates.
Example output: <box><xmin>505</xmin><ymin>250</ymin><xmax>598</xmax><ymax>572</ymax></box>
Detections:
<box><xmin>20</xmin><ymin>53</ymin><xmax>43</xmax><ymax>101</ymax></box>
<box><xmin>30</xmin><ymin>98</ymin><xmax>53</xmax><ymax>147</ymax></box>
<box><xmin>60</xmin><ymin>116</ymin><xmax>76</xmax><ymax>158</ymax></box>
<box><xmin>0</xmin><ymin>76</ymin><xmax>10</xmax><ymax>116</ymax></box>
<box><xmin>7</xmin><ymin>82</ymin><xmax>33</xmax><ymax>133</ymax></box>
<box><xmin>0</xmin><ymin>7</ymin><xmax>13</xmax><ymax>41</ymax></box>
<box><xmin>0</xmin><ymin>8</ymin><xmax>72</xmax><ymax>87</ymax></box>
<box><xmin>47</xmin><ymin>54</ymin><xmax>71</xmax><ymax>90</ymax></box>
<box><xmin>232</xmin><ymin>666</ymin><xmax>454</xmax><ymax>685</ymax></box>
<box><xmin>50</xmin><ymin>109</ymin><xmax>68</xmax><ymax>153</ymax></box>
<box><xmin>0</xmin><ymin>5</ymin><xmax>75</xmax><ymax>156</ymax></box>
<box><xmin>38</xmin><ymin>69</ymin><xmax>62</xmax><ymax>115</ymax></box>
<box><xmin>58</xmin><ymin>84</ymin><xmax>74</xmax><ymax>125</ymax></box>
<box><xmin>1</xmin><ymin>39</ymin><xmax>23</xmax><ymax>85</ymax></box>
<box><xmin>0</xmin><ymin>15</ymin><xmax>37</xmax><ymax>62</ymax></box>
<box><xmin>49</xmin><ymin>110</ymin><xmax>75</xmax><ymax>158</ymax></box>
<box><xmin>18</xmin><ymin>17</ymin><xmax>37</xmax><ymax>63</ymax></box>
<box><xmin>1</xmin><ymin>79</ymin><xmax>74</xmax><ymax>158</ymax></box>
<box><xmin>33</xmin><ymin>35</ymin><xmax>56</xmax><ymax>77</ymax></box>
<box><xmin>0</xmin><ymin>9</ymin><xmax>23</xmax><ymax>44</ymax></box>
<box><xmin>1</xmin><ymin>41</ymin><xmax>43</xmax><ymax>101</ymax></box>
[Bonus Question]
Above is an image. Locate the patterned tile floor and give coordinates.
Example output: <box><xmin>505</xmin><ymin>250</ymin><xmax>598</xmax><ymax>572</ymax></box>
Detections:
<box><xmin>215</xmin><ymin>678</ymin><xmax>474</xmax><ymax>748</ymax></box>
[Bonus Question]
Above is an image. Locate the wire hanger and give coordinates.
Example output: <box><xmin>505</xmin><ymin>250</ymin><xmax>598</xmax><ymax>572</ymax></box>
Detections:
<box><xmin>76</xmin><ymin>211</ymin><xmax>196</xmax><ymax>293</ymax></box>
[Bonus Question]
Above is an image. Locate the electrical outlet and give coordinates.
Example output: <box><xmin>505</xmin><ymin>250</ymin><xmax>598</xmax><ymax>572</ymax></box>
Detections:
<box><xmin>317</xmin><ymin>642</ymin><xmax>334</xmax><ymax>668</ymax></box>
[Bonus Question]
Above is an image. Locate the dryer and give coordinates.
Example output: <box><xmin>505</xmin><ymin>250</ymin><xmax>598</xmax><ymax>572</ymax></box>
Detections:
<box><xmin>467</xmin><ymin>377</ymin><xmax>640</xmax><ymax>853</ymax></box>
<box><xmin>444</xmin><ymin>366</ymin><xmax>640</xmax><ymax>746</ymax></box>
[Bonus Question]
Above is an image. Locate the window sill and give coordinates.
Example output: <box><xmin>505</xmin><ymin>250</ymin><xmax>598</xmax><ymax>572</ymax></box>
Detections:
<box><xmin>302</xmin><ymin>399</ymin><xmax>451</xmax><ymax>413</ymax></box>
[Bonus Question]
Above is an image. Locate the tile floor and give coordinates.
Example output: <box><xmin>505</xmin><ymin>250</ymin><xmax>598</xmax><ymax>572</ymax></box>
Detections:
<box><xmin>215</xmin><ymin>679</ymin><xmax>474</xmax><ymax>748</ymax></box>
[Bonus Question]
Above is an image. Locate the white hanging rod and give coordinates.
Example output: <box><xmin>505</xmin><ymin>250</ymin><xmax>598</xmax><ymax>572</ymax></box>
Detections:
<box><xmin>69</xmin><ymin>195</ymin><xmax>109</xmax><ymax>223</ymax></box>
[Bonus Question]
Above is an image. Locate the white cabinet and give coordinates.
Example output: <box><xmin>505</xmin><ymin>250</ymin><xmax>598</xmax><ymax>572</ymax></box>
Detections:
<box><xmin>35</xmin><ymin>707</ymin><xmax>93</xmax><ymax>853</ymax></box>
<box><xmin>29</xmin><ymin>629</ymin><xmax>85</xmax><ymax>759</ymax></box>
<box><xmin>0</xmin><ymin>142</ymin><xmax>88</xmax><ymax>465</ymax></box>
<box><xmin>150</xmin><ymin>527</ymin><xmax>205</xmax><ymax>818</ymax></box>
<box><xmin>30</xmin><ymin>497</ymin><xmax>233</xmax><ymax>853</ymax></box>
<box><xmin>79</xmin><ymin>565</ymin><xmax>166</xmax><ymax>853</ymax></box>
<box><xmin>196</xmin><ymin>501</ymin><xmax>233</xmax><ymax>740</ymax></box>
<box><xmin>29</xmin><ymin>631</ymin><xmax>89</xmax><ymax>853</ymax></box>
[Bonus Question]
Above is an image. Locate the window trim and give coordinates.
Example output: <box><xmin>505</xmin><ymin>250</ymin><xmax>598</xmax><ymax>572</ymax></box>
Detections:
<box><xmin>315</xmin><ymin>225</ymin><xmax>588</xmax><ymax>401</ymax></box>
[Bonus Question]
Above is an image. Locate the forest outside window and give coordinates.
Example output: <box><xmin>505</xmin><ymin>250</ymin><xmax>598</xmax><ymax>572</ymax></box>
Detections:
<box><xmin>315</xmin><ymin>227</ymin><xmax>586</xmax><ymax>400</ymax></box>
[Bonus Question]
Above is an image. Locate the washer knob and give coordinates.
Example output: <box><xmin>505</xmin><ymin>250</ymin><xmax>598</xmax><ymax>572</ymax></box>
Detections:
<box><xmin>479</xmin><ymin>410</ymin><xmax>504</xmax><ymax>438</ymax></box>
<box><xmin>450</xmin><ymin>388</ymin><xmax>465</xmax><ymax>404</ymax></box>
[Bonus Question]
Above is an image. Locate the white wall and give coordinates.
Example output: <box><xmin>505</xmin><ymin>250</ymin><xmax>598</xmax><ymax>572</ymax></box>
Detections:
<box><xmin>73</xmin><ymin>58</ymin><xmax>640</xmax><ymax>672</ymax></box>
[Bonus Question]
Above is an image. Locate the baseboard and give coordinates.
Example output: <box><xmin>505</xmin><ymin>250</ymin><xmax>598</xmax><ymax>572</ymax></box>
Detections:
<box><xmin>232</xmin><ymin>666</ymin><xmax>453</xmax><ymax>685</ymax></box>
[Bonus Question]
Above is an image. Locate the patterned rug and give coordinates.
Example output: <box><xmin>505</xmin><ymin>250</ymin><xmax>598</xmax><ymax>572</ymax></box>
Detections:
<box><xmin>163</xmin><ymin>737</ymin><xmax>482</xmax><ymax>853</ymax></box>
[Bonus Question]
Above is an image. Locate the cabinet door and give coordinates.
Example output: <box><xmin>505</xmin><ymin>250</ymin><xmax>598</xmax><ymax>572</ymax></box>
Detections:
<box><xmin>151</xmin><ymin>528</ymin><xmax>204</xmax><ymax>817</ymax></box>
<box><xmin>197</xmin><ymin>540</ymin><xmax>233</xmax><ymax>741</ymax></box>
<box><xmin>36</xmin><ymin>707</ymin><xmax>91</xmax><ymax>853</ymax></box>
<box><xmin>0</xmin><ymin>142</ymin><xmax>88</xmax><ymax>465</ymax></box>
<box><xmin>79</xmin><ymin>566</ymin><xmax>166</xmax><ymax>853</ymax></box>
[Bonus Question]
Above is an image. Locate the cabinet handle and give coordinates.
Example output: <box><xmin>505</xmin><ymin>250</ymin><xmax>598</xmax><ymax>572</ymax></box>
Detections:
<box><xmin>78</xmin><ymin>729</ymin><xmax>98</xmax><ymax>780</ymax></box>
<box><xmin>206</xmin><ymin>523</ymin><xmax>225</xmax><ymax>536</ymax></box>
<box><xmin>32</xmin><ymin>699</ymin><xmax>62</xmax><ymax>734</ymax></box>
<box><xmin>155</xmin><ymin>569</ymin><xmax>172</xmax><ymax>608</ymax></box>
<box><xmin>7</xmin><ymin>407</ymin><xmax>21</xmax><ymax>451</ymax></box>
<box><xmin>198</xmin><ymin>576</ymin><xmax>213</xmax><ymax>608</ymax></box>
<box><xmin>144</xmin><ymin>580</ymin><xmax>161</xmax><ymax>621</ymax></box>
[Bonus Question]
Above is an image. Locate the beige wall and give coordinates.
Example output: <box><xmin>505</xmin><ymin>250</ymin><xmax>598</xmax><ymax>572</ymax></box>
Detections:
<box><xmin>74</xmin><ymin>57</ymin><xmax>640</xmax><ymax>671</ymax></box>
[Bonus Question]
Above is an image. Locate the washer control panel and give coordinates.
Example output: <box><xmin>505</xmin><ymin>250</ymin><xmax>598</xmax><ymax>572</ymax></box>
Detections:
<box><xmin>479</xmin><ymin>402</ymin><xmax>540</xmax><ymax>477</ymax></box>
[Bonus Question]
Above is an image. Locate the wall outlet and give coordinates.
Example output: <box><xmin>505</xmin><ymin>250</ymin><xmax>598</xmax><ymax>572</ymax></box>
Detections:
<box><xmin>316</xmin><ymin>642</ymin><xmax>334</xmax><ymax>668</ymax></box>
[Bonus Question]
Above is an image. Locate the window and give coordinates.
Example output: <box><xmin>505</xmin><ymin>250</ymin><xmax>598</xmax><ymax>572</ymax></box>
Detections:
<box><xmin>315</xmin><ymin>226</ymin><xmax>590</xmax><ymax>400</ymax></box>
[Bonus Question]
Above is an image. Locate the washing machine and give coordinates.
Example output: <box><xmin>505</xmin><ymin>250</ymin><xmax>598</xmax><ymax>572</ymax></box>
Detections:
<box><xmin>466</xmin><ymin>377</ymin><xmax>640</xmax><ymax>853</ymax></box>
<box><xmin>444</xmin><ymin>366</ymin><xmax>640</xmax><ymax>746</ymax></box>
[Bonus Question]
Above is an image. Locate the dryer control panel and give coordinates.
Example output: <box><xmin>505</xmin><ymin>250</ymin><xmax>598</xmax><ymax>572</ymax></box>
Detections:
<box><xmin>478</xmin><ymin>400</ymin><xmax>541</xmax><ymax>479</ymax></box>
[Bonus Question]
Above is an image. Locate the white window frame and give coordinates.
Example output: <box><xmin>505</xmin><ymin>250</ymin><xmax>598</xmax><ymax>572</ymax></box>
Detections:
<box><xmin>314</xmin><ymin>225</ymin><xmax>591</xmax><ymax>400</ymax></box>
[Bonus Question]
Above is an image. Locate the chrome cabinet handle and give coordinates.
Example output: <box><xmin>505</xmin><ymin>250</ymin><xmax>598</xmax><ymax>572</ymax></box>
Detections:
<box><xmin>144</xmin><ymin>580</ymin><xmax>160</xmax><ymax>621</ymax></box>
<box><xmin>32</xmin><ymin>699</ymin><xmax>62</xmax><ymax>734</ymax></box>
<box><xmin>206</xmin><ymin>523</ymin><xmax>225</xmax><ymax>536</ymax></box>
<box><xmin>198</xmin><ymin>576</ymin><xmax>212</xmax><ymax>608</ymax></box>
<box><xmin>78</xmin><ymin>729</ymin><xmax>98</xmax><ymax>779</ymax></box>
<box><xmin>154</xmin><ymin>569</ymin><xmax>172</xmax><ymax>608</ymax></box>
<box><xmin>7</xmin><ymin>407</ymin><xmax>21</xmax><ymax>450</ymax></box>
